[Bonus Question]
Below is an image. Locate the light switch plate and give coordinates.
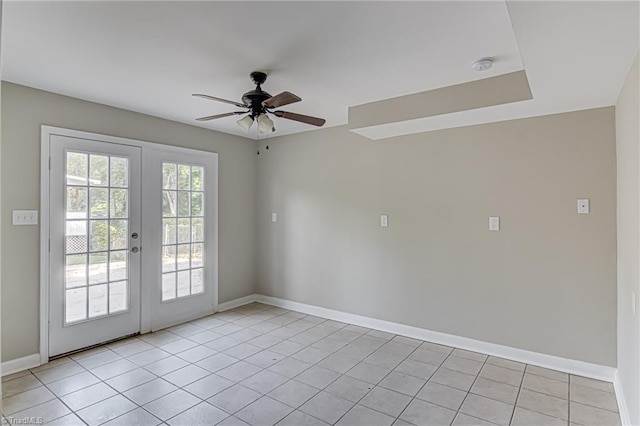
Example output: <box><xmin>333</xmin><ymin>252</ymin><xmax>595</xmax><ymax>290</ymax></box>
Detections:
<box><xmin>271</xmin><ymin>213</ymin><xmax>277</xmax><ymax>223</ymax></box>
<box><xmin>489</xmin><ymin>216</ymin><xmax>500</xmax><ymax>231</ymax></box>
<box><xmin>577</xmin><ymin>199</ymin><xmax>589</xmax><ymax>214</ymax></box>
<box><xmin>13</xmin><ymin>210</ymin><xmax>38</xmax><ymax>225</ymax></box>
<box><xmin>380</xmin><ymin>215</ymin><xmax>388</xmax><ymax>227</ymax></box>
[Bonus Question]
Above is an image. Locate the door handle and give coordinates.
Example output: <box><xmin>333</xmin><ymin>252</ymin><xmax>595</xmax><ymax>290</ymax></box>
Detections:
<box><xmin>131</xmin><ymin>247</ymin><xmax>139</xmax><ymax>253</ymax></box>
<box><xmin>131</xmin><ymin>232</ymin><xmax>139</xmax><ymax>239</ymax></box>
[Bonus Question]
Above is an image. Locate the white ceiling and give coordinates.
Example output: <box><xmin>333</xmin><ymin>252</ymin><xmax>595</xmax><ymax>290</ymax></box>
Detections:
<box><xmin>1</xmin><ymin>1</ymin><xmax>638</xmax><ymax>140</ymax></box>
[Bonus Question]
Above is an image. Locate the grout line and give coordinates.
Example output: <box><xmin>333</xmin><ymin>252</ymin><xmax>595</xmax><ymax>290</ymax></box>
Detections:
<box><xmin>507</xmin><ymin>359</ymin><xmax>527</xmax><ymax>426</ymax></box>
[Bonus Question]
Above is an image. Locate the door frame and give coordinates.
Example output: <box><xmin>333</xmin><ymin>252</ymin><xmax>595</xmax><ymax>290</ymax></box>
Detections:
<box><xmin>40</xmin><ymin>125</ymin><xmax>219</xmax><ymax>364</ymax></box>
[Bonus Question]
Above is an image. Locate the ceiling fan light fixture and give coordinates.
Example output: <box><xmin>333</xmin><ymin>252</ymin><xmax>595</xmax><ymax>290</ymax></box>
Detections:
<box><xmin>257</xmin><ymin>113</ymin><xmax>275</xmax><ymax>136</ymax></box>
<box><xmin>237</xmin><ymin>115</ymin><xmax>254</xmax><ymax>132</ymax></box>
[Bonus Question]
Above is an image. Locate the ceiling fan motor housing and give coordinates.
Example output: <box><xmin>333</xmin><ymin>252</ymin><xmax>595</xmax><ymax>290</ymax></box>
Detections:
<box><xmin>243</xmin><ymin>72</ymin><xmax>272</xmax><ymax>117</ymax></box>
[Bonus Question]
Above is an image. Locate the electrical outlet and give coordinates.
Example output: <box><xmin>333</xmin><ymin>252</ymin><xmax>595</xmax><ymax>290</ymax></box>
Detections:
<box><xmin>271</xmin><ymin>213</ymin><xmax>277</xmax><ymax>223</ymax></box>
<box><xmin>380</xmin><ymin>215</ymin><xmax>388</xmax><ymax>227</ymax></box>
<box><xmin>489</xmin><ymin>216</ymin><xmax>500</xmax><ymax>231</ymax></box>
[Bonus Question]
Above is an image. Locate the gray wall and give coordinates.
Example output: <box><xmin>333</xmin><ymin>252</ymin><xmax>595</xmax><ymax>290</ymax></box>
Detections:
<box><xmin>257</xmin><ymin>108</ymin><xmax>617</xmax><ymax>367</ymax></box>
<box><xmin>1</xmin><ymin>82</ymin><xmax>258</xmax><ymax>361</ymax></box>
<box><xmin>616</xmin><ymin>53</ymin><xmax>639</xmax><ymax>424</ymax></box>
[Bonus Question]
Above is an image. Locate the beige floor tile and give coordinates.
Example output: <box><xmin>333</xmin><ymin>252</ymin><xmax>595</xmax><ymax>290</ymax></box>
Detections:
<box><xmin>345</xmin><ymin>362</ymin><xmax>391</xmax><ymax>385</ymax></box>
<box><xmin>240</xmin><ymin>369</ymin><xmax>289</xmax><ymax>394</ymax></box>
<box><xmin>267</xmin><ymin>357</ymin><xmax>312</xmax><ymax>378</ymax></box>
<box><xmin>74</xmin><ymin>350</ymin><xmax>122</xmax><ymax>370</ymax></box>
<box><xmin>76</xmin><ymin>394</ymin><xmax>137</xmax><ymax>426</ymax></box>
<box><xmin>128</xmin><ymin>348</ymin><xmax>172</xmax><ymax>366</ymax></box>
<box><xmin>46</xmin><ymin>371</ymin><xmax>101</xmax><ymax>397</ymax></box>
<box><xmin>163</xmin><ymin>364</ymin><xmax>212</xmax><ymax>387</ymax></box>
<box><xmin>430</xmin><ymin>367</ymin><xmax>476</xmax><ymax>391</ymax></box>
<box><xmin>522</xmin><ymin>373</ymin><xmax>568</xmax><ymax>399</ymax></box>
<box><xmin>45</xmin><ymin>413</ymin><xmax>86</xmax><ymax>425</ymax></box>
<box><xmin>33</xmin><ymin>362</ymin><xmax>86</xmax><ymax>384</ymax></box>
<box><xmin>400</xmin><ymin>398</ymin><xmax>457</xmax><ymax>426</ymax></box>
<box><xmin>123</xmin><ymin>378</ymin><xmax>178</xmax><ymax>405</ymax></box>
<box><xmin>102</xmin><ymin>407</ymin><xmax>162</xmax><ymax>426</ymax></box>
<box><xmin>104</xmin><ymin>368</ymin><xmax>156</xmax><ymax>392</ymax></box>
<box><xmin>2</xmin><ymin>370</ymin><xmax>32</xmax><ymax>382</ymax></box>
<box><xmin>460</xmin><ymin>394</ymin><xmax>514</xmax><ymax>426</ymax></box>
<box><xmin>570</xmin><ymin>375</ymin><xmax>615</xmax><ymax>393</ymax></box>
<box><xmin>300</xmin><ymin>391</ymin><xmax>354</xmax><ymax>424</ymax></box>
<box><xmin>293</xmin><ymin>366</ymin><xmax>341</xmax><ymax>389</ymax></box>
<box><xmin>470</xmin><ymin>377</ymin><xmax>519</xmax><ymax>405</ymax></box>
<box><xmin>182</xmin><ymin>371</ymin><xmax>232</xmax><ymax>397</ymax></box>
<box><xmin>452</xmin><ymin>412</ymin><xmax>498</xmax><ymax>426</ymax></box>
<box><xmin>570</xmin><ymin>382</ymin><xmax>618</xmax><ymax>412</ymax></box>
<box><xmin>143</xmin><ymin>389</ymin><xmax>201</xmax><ymax>421</ymax></box>
<box><xmin>517</xmin><ymin>389</ymin><xmax>568</xmax><ymax>420</ymax></box>
<box><xmin>479</xmin><ymin>364</ymin><xmax>523</xmax><ymax>387</ymax></box>
<box><xmin>486</xmin><ymin>357</ymin><xmax>525</xmax><ymax>372</ymax></box>
<box><xmin>511</xmin><ymin>407</ymin><xmax>566</xmax><ymax>426</ymax></box>
<box><xmin>61</xmin><ymin>382</ymin><xmax>117</xmax><ymax>411</ymax></box>
<box><xmin>379</xmin><ymin>371</ymin><xmax>426</xmax><ymax>396</ymax></box>
<box><xmin>451</xmin><ymin>349</ymin><xmax>488</xmax><ymax>362</ymax></box>
<box><xmin>11</xmin><ymin>398</ymin><xmax>71</xmax><ymax>423</ymax></box>
<box><xmin>90</xmin><ymin>358</ymin><xmax>138</xmax><ymax>380</ymax></box>
<box><xmin>441</xmin><ymin>356</ymin><xmax>484</xmax><ymax>376</ymax></box>
<box><xmin>525</xmin><ymin>365</ymin><xmax>568</xmax><ymax>383</ymax></box>
<box><xmin>359</xmin><ymin>386</ymin><xmax>411</xmax><ymax>417</ymax></box>
<box><xmin>1</xmin><ymin>374</ymin><xmax>42</xmax><ymax>398</ymax></box>
<box><xmin>394</xmin><ymin>359</ymin><xmax>438</xmax><ymax>380</ymax></box>
<box><xmin>145</xmin><ymin>355</ymin><xmax>190</xmax><ymax>376</ymax></box>
<box><xmin>208</xmin><ymin>384</ymin><xmax>262</xmax><ymax>414</ymax></box>
<box><xmin>408</xmin><ymin>348</ymin><xmax>449</xmax><ymax>366</ymax></box>
<box><xmin>416</xmin><ymin>381</ymin><xmax>467</xmax><ymax>411</ymax></box>
<box><xmin>570</xmin><ymin>401</ymin><xmax>621</xmax><ymax>426</ymax></box>
<box><xmin>337</xmin><ymin>405</ymin><xmax>395</xmax><ymax>426</ymax></box>
<box><xmin>236</xmin><ymin>396</ymin><xmax>293</xmax><ymax>426</ymax></box>
<box><xmin>268</xmin><ymin>379</ymin><xmax>320</xmax><ymax>408</ymax></box>
<box><xmin>166</xmin><ymin>401</ymin><xmax>229</xmax><ymax>426</ymax></box>
<box><xmin>3</xmin><ymin>386</ymin><xmax>56</xmax><ymax>414</ymax></box>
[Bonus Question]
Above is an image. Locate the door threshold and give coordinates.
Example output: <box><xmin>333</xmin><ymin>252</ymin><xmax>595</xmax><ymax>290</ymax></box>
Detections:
<box><xmin>49</xmin><ymin>332</ymin><xmax>140</xmax><ymax>361</ymax></box>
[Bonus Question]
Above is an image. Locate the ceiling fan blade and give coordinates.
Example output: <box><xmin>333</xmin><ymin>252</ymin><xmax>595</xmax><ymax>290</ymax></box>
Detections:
<box><xmin>263</xmin><ymin>91</ymin><xmax>302</xmax><ymax>108</ymax></box>
<box><xmin>196</xmin><ymin>111</ymin><xmax>246</xmax><ymax>121</ymax></box>
<box><xmin>193</xmin><ymin>93</ymin><xmax>247</xmax><ymax>108</ymax></box>
<box><xmin>273</xmin><ymin>111</ymin><xmax>326</xmax><ymax>127</ymax></box>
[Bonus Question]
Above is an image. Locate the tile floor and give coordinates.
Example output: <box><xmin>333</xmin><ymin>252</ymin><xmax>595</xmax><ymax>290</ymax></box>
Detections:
<box><xmin>2</xmin><ymin>303</ymin><xmax>620</xmax><ymax>426</ymax></box>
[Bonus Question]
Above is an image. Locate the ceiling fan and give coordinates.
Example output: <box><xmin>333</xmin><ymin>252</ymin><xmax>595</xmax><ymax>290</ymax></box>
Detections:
<box><xmin>193</xmin><ymin>71</ymin><xmax>326</xmax><ymax>136</ymax></box>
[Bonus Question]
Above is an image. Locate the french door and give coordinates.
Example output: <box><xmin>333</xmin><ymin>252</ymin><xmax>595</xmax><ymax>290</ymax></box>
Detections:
<box><xmin>49</xmin><ymin>136</ymin><xmax>142</xmax><ymax>356</ymax></box>
<box><xmin>46</xmin><ymin>130</ymin><xmax>218</xmax><ymax>358</ymax></box>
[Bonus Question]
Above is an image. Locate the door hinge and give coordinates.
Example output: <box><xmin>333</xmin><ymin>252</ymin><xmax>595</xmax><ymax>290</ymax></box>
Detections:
<box><xmin>48</xmin><ymin>157</ymin><xmax>51</xmax><ymax>170</ymax></box>
<box><xmin>48</xmin><ymin>238</ymin><xmax>51</xmax><ymax>252</ymax></box>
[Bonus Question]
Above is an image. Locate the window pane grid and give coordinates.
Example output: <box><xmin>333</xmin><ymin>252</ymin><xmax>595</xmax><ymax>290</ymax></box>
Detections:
<box><xmin>64</xmin><ymin>151</ymin><xmax>130</xmax><ymax>324</ymax></box>
<box><xmin>162</xmin><ymin>162</ymin><xmax>205</xmax><ymax>301</ymax></box>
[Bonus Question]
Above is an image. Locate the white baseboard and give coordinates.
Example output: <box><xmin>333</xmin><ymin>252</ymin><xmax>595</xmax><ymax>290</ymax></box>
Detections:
<box><xmin>614</xmin><ymin>371</ymin><xmax>632</xmax><ymax>426</ymax></box>
<box><xmin>256</xmin><ymin>294</ymin><xmax>617</xmax><ymax>382</ymax></box>
<box><xmin>1</xmin><ymin>354</ymin><xmax>41</xmax><ymax>377</ymax></box>
<box><xmin>218</xmin><ymin>294</ymin><xmax>259</xmax><ymax>312</ymax></box>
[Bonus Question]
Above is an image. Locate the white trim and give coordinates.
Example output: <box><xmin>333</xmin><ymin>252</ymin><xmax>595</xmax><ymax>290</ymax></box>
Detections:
<box><xmin>256</xmin><ymin>294</ymin><xmax>617</xmax><ymax>382</ymax></box>
<box><xmin>614</xmin><ymin>371</ymin><xmax>632</xmax><ymax>426</ymax></box>
<box><xmin>218</xmin><ymin>294</ymin><xmax>258</xmax><ymax>312</ymax></box>
<box><xmin>39</xmin><ymin>127</ymin><xmax>50</xmax><ymax>367</ymax></box>
<box><xmin>1</xmin><ymin>354</ymin><xmax>41</xmax><ymax>377</ymax></box>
